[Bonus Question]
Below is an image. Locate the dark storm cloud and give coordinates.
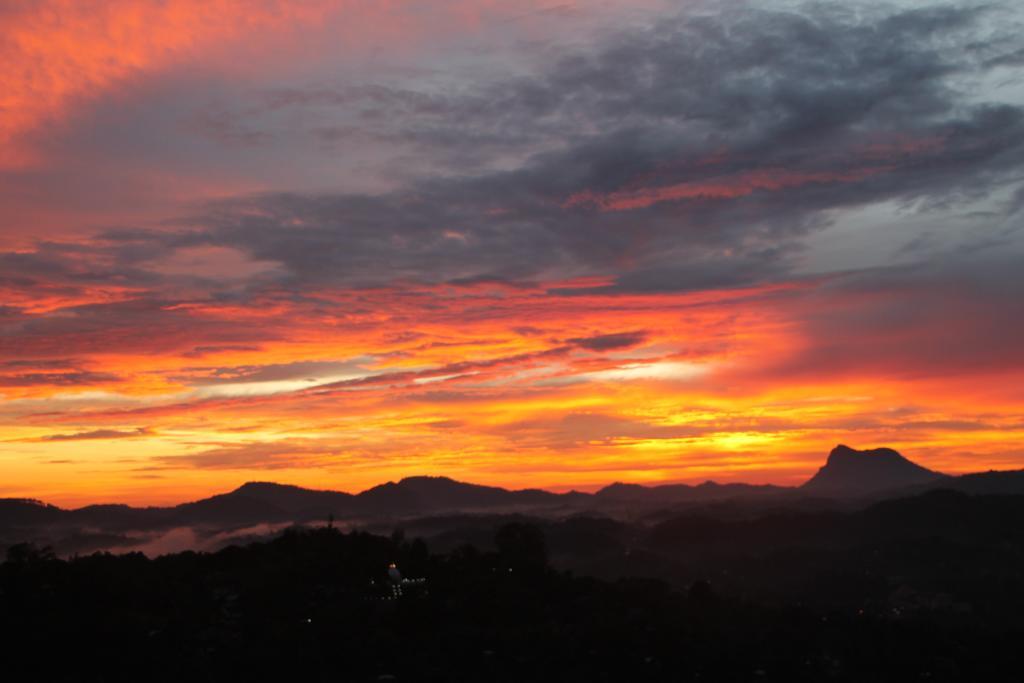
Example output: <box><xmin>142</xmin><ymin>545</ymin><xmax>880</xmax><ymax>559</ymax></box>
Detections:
<box><xmin>110</xmin><ymin>2</ymin><xmax>1020</xmax><ymax>296</ymax></box>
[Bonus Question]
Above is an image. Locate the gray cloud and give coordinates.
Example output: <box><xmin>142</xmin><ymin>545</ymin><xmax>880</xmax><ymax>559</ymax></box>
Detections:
<box><xmin>182</xmin><ymin>345</ymin><xmax>263</xmax><ymax>359</ymax></box>
<box><xmin>108</xmin><ymin>1</ymin><xmax>1019</xmax><ymax>296</ymax></box>
<box><xmin>309</xmin><ymin>346</ymin><xmax>573</xmax><ymax>394</ymax></box>
<box><xmin>738</xmin><ymin>252</ymin><xmax>1024</xmax><ymax>381</ymax></box>
<box><xmin>0</xmin><ymin>371</ymin><xmax>121</xmax><ymax>387</ymax></box>
<box><xmin>0</xmin><ymin>359</ymin><xmax>78</xmax><ymax>370</ymax></box>
<box><xmin>568</xmin><ymin>331</ymin><xmax>648</xmax><ymax>351</ymax></box>
<box><xmin>37</xmin><ymin>428</ymin><xmax>151</xmax><ymax>442</ymax></box>
<box><xmin>0</xmin><ymin>297</ymin><xmax>286</xmax><ymax>360</ymax></box>
<box><xmin>177</xmin><ymin>359</ymin><xmax>371</xmax><ymax>386</ymax></box>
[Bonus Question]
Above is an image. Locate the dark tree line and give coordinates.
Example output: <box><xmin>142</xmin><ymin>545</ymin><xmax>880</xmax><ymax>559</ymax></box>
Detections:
<box><xmin>2</xmin><ymin>516</ymin><xmax>1023</xmax><ymax>682</ymax></box>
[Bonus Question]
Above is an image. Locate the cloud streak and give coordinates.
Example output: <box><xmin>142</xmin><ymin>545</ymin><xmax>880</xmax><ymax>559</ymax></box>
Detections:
<box><xmin>36</xmin><ymin>428</ymin><xmax>151</xmax><ymax>442</ymax></box>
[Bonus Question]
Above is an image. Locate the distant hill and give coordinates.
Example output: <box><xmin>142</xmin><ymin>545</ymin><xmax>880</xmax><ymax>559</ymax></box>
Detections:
<box><xmin>170</xmin><ymin>491</ymin><xmax>290</xmax><ymax>526</ymax></box>
<box><xmin>227</xmin><ymin>477</ymin><xmax>575</xmax><ymax>519</ymax></box>
<box><xmin>596</xmin><ymin>481</ymin><xmax>787</xmax><ymax>504</ymax></box>
<box><xmin>936</xmin><ymin>468</ymin><xmax>1024</xmax><ymax>496</ymax></box>
<box><xmin>228</xmin><ymin>482</ymin><xmax>354</xmax><ymax>518</ymax></box>
<box><xmin>801</xmin><ymin>444</ymin><xmax>946</xmax><ymax>497</ymax></box>
<box><xmin>358</xmin><ymin>476</ymin><xmax>569</xmax><ymax>514</ymax></box>
<box><xmin>0</xmin><ymin>499</ymin><xmax>64</xmax><ymax>526</ymax></box>
<box><xmin>4</xmin><ymin>444</ymin><xmax>1024</xmax><ymax>555</ymax></box>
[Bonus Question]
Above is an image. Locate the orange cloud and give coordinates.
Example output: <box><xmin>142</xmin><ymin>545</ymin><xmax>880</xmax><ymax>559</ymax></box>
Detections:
<box><xmin>0</xmin><ymin>0</ymin><xmax>340</xmax><ymax>167</ymax></box>
<box><xmin>0</xmin><ymin>0</ymin><xmax>609</xmax><ymax>168</ymax></box>
<box><xmin>564</xmin><ymin>166</ymin><xmax>893</xmax><ymax>211</ymax></box>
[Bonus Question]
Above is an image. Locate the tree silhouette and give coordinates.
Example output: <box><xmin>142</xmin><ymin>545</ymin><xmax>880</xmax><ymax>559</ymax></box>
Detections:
<box><xmin>494</xmin><ymin>522</ymin><xmax>547</xmax><ymax>572</ymax></box>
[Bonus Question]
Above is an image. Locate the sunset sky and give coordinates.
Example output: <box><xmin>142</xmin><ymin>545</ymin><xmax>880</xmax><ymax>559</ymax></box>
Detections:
<box><xmin>2</xmin><ymin>0</ymin><xmax>1023</xmax><ymax>507</ymax></box>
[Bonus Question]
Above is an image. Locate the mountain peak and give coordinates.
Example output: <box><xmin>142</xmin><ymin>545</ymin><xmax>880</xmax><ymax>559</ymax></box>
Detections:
<box><xmin>824</xmin><ymin>444</ymin><xmax>910</xmax><ymax>470</ymax></box>
<box><xmin>397</xmin><ymin>475</ymin><xmax>462</xmax><ymax>486</ymax></box>
<box><xmin>803</xmin><ymin>445</ymin><xmax>944</xmax><ymax>497</ymax></box>
<box><xmin>828</xmin><ymin>444</ymin><xmax>901</xmax><ymax>460</ymax></box>
<box><xmin>235</xmin><ymin>481</ymin><xmax>303</xmax><ymax>493</ymax></box>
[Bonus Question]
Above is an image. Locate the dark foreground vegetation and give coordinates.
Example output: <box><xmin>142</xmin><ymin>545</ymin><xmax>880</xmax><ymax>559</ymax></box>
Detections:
<box><xmin>4</xmin><ymin>491</ymin><xmax>1024</xmax><ymax>682</ymax></box>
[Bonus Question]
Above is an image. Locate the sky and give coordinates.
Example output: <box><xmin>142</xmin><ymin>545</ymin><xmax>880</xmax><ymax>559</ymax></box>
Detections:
<box><xmin>2</xmin><ymin>0</ymin><xmax>1023</xmax><ymax>507</ymax></box>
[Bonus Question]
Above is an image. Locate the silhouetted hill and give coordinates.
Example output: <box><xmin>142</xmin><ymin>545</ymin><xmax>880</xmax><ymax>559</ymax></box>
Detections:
<box><xmin>231</xmin><ymin>481</ymin><xmax>355</xmax><ymax>518</ymax></box>
<box><xmin>619</xmin><ymin>487</ymin><xmax>1024</xmax><ymax>610</ymax></box>
<box><xmin>366</xmin><ymin>476</ymin><xmax>566</xmax><ymax>512</ymax></box>
<box><xmin>802</xmin><ymin>444</ymin><xmax>945</xmax><ymax>497</ymax></box>
<box><xmin>596</xmin><ymin>480</ymin><xmax>787</xmax><ymax>504</ymax></box>
<box><xmin>935</xmin><ymin>468</ymin><xmax>1024</xmax><ymax>496</ymax></box>
<box><xmin>647</xmin><ymin>488</ymin><xmax>1024</xmax><ymax>557</ymax></box>
<box><xmin>170</xmin><ymin>492</ymin><xmax>289</xmax><ymax>526</ymax></box>
<box><xmin>225</xmin><ymin>477</ymin><xmax>573</xmax><ymax>519</ymax></box>
<box><xmin>6</xmin><ymin>444</ymin><xmax>1024</xmax><ymax>557</ymax></box>
<box><xmin>0</xmin><ymin>499</ymin><xmax>63</xmax><ymax>526</ymax></box>
<box><xmin>68</xmin><ymin>504</ymin><xmax>167</xmax><ymax>531</ymax></box>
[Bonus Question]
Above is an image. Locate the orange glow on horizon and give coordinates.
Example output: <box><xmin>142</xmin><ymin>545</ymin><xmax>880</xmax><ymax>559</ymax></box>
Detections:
<box><xmin>3</xmin><ymin>277</ymin><xmax>1022</xmax><ymax>507</ymax></box>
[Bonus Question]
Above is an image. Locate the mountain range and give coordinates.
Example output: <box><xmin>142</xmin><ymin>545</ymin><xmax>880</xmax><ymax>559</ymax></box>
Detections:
<box><xmin>2</xmin><ymin>445</ymin><xmax>1022</xmax><ymax>550</ymax></box>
